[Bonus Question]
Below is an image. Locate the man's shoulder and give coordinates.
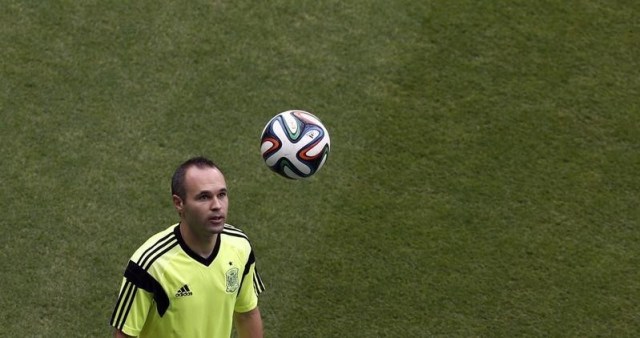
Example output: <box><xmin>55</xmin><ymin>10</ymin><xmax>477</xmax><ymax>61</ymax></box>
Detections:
<box><xmin>139</xmin><ymin>223</ymin><xmax>178</xmax><ymax>248</ymax></box>
<box><xmin>221</xmin><ymin>224</ymin><xmax>256</xmax><ymax>250</ymax></box>
<box><xmin>130</xmin><ymin>224</ymin><xmax>179</xmax><ymax>264</ymax></box>
<box><xmin>222</xmin><ymin>224</ymin><xmax>251</xmax><ymax>240</ymax></box>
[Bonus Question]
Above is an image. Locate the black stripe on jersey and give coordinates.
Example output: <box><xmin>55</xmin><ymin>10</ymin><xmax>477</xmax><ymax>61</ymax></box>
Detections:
<box><xmin>111</xmin><ymin>230</ymin><xmax>179</xmax><ymax>329</ymax></box>
<box><xmin>237</xmin><ymin>250</ymin><xmax>256</xmax><ymax>295</ymax></box>
<box><xmin>124</xmin><ymin>260</ymin><xmax>170</xmax><ymax>316</ymax></box>
<box><xmin>137</xmin><ymin>231</ymin><xmax>178</xmax><ymax>269</ymax></box>
<box><xmin>253</xmin><ymin>268</ymin><xmax>265</xmax><ymax>295</ymax></box>
<box><xmin>110</xmin><ymin>280</ymin><xmax>137</xmax><ymax>329</ymax></box>
<box><xmin>242</xmin><ymin>251</ymin><xmax>255</xmax><ymax>279</ymax></box>
<box><xmin>222</xmin><ymin>225</ymin><xmax>249</xmax><ymax>240</ymax></box>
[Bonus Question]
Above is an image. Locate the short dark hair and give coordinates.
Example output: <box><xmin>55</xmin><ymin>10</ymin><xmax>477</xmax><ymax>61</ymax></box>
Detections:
<box><xmin>171</xmin><ymin>156</ymin><xmax>221</xmax><ymax>200</ymax></box>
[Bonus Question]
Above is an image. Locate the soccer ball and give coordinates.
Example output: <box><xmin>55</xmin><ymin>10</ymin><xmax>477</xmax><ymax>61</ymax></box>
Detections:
<box><xmin>260</xmin><ymin>110</ymin><xmax>330</xmax><ymax>179</ymax></box>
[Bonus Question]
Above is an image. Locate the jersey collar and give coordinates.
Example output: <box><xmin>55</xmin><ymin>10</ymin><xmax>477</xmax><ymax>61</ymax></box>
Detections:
<box><xmin>173</xmin><ymin>224</ymin><xmax>221</xmax><ymax>266</ymax></box>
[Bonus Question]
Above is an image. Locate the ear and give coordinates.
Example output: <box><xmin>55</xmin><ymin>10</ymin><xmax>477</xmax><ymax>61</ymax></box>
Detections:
<box><xmin>172</xmin><ymin>195</ymin><xmax>184</xmax><ymax>214</ymax></box>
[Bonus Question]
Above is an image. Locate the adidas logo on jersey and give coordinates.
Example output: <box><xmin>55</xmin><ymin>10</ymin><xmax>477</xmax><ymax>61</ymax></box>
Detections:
<box><xmin>175</xmin><ymin>284</ymin><xmax>193</xmax><ymax>297</ymax></box>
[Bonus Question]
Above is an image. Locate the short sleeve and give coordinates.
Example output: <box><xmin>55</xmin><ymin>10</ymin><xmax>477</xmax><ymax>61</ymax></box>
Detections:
<box><xmin>110</xmin><ymin>269</ymin><xmax>154</xmax><ymax>336</ymax></box>
<box><xmin>234</xmin><ymin>252</ymin><xmax>265</xmax><ymax>313</ymax></box>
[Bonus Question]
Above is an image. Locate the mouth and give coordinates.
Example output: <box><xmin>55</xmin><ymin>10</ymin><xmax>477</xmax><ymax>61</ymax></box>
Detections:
<box><xmin>208</xmin><ymin>215</ymin><xmax>225</xmax><ymax>224</ymax></box>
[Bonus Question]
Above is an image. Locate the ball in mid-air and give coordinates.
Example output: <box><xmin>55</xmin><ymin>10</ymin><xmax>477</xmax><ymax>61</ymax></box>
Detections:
<box><xmin>260</xmin><ymin>110</ymin><xmax>330</xmax><ymax>179</ymax></box>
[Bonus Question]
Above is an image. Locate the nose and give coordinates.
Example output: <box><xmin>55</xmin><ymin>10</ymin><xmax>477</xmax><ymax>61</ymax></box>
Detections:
<box><xmin>210</xmin><ymin>197</ymin><xmax>221</xmax><ymax>210</ymax></box>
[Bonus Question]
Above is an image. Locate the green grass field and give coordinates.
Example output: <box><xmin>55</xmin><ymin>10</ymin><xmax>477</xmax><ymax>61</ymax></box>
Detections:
<box><xmin>1</xmin><ymin>0</ymin><xmax>639</xmax><ymax>336</ymax></box>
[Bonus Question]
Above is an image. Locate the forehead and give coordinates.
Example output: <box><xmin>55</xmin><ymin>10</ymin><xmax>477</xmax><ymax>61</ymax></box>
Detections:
<box><xmin>183</xmin><ymin>166</ymin><xmax>226</xmax><ymax>194</ymax></box>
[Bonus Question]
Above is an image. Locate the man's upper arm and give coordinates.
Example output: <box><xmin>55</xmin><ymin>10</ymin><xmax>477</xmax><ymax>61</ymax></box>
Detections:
<box><xmin>234</xmin><ymin>307</ymin><xmax>263</xmax><ymax>338</ymax></box>
<box><xmin>110</xmin><ymin>261</ymin><xmax>159</xmax><ymax>336</ymax></box>
<box><xmin>114</xmin><ymin>328</ymin><xmax>134</xmax><ymax>338</ymax></box>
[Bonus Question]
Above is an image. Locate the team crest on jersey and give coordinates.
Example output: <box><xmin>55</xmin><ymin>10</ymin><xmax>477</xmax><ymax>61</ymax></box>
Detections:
<box><xmin>225</xmin><ymin>267</ymin><xmax>240</xmax><ymax>293</ymax></box>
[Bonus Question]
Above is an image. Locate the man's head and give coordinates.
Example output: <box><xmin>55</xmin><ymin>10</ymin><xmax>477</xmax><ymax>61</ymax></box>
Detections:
<box><xmin>171</xmin><ymin>157</ymin><xmax>228</xmax><ymax>235</ymax></box>
<box><xmin>171</xmin><ymin>157</ymin><xmax>222</xmax><ymax>200</ymax></box>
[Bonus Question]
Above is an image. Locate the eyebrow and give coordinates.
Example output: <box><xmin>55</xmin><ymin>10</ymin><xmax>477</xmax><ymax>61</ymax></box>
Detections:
<box><xmin>196</xmin><ymin>188</ymin><xmax>227</xmax><ymax>195</ymax></box>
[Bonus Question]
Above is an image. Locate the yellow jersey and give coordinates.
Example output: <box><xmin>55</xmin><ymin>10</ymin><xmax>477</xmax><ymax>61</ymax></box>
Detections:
<box><xmin>110</xmin><ymin>224</ymin><xmax>265</xmax><ymax>337</ymax></box>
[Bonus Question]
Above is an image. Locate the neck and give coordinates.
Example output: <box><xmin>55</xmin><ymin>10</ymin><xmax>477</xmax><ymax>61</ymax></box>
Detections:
<box><xmin>179</xmin><ymin>223</ymin><xmax>218</xmax><ymax>258</ymax></box>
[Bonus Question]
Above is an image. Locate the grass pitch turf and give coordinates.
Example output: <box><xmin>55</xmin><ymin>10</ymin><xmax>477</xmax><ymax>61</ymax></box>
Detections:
<box><xmin>1</xmin><ymin>0</ymin><xmax>639</xmax><ymax>336</ymax></box>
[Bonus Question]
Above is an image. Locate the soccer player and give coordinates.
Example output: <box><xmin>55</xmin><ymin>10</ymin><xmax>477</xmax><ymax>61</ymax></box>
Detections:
<box><xmin>110</xmin><ymin>157</ymin><xmax>265</xmax><ymax>338</ymax></box>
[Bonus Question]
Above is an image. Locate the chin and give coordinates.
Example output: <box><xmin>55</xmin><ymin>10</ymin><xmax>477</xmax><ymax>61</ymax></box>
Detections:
<box><xmin>207</xmin><ymin>222</ymin><xmax>225</xmax><ymax>233</ymax></box>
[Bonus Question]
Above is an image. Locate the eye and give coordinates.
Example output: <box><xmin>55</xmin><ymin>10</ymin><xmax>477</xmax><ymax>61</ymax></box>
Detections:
<box><xmin>196</xmin><ymin>193</ymin><xmax>211</xmax><ymax>201</ymax></box>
